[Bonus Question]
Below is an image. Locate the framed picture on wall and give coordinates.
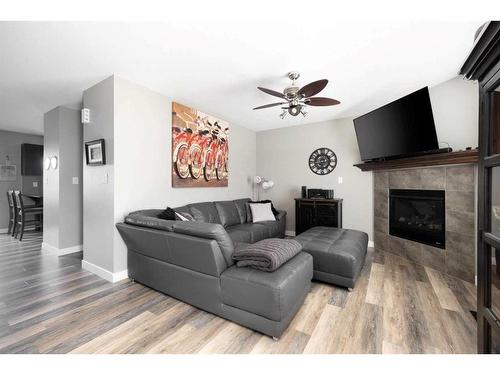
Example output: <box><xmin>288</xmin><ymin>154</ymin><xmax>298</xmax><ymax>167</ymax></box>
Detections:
<box><xmin>85</xmin><ymin>139</ymin><xmax>106</xmax><ymax>166</ymax></box>
<box><xmin>0</xmin><ymin>164</ymin><xmax>17</xmax><ymax>181</ymax></box>
<box><xmin>171</xmin><ymin>102</ymin><xmax>229</xmax><ymax>188</ymax></box>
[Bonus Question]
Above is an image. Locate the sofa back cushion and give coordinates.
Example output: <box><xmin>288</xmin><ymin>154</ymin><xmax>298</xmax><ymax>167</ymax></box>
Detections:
<box><xmin>172</xmin><ymin>221</ymin><xmax>235</xmax><ymax>266</ymax></box>
<box><xmin>188</xmin><ymin>202</ymin><xmax>222</xmax><ymax>224</ymax></box>
<box><xmin>215</xmin><ymin>201</ymin><xmax>241</xmax><ymax>228</ymax></box>
<box><xmin>233</xmin><ymin>198</ymin><xmax>251</xmax><ymax>224</ymax></box>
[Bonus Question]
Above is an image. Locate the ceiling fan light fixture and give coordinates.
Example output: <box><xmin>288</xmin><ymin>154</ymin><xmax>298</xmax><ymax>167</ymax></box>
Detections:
<box><xmin>288</xmin><ymin>105</ymin><xmax>301</xmax><ymax>116</ymax></box>
<box><xmin>254</xmin><ymin>71</ymin><xmax>340</xmax><ymax>119</ymax></box>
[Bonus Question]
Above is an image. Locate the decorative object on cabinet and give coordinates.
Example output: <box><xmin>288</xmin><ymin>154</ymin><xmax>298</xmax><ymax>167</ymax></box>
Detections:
<box><xmin>307</xmin><ymin>188</ymin><xmax>334</xmax><ymax>199</ymax></box>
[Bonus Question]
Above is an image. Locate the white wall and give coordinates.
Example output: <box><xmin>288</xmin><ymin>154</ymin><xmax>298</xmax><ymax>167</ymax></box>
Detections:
<box><xmin>429</xmin><ymin>76</ymin><xmax>478</xmax><ymax>150</ymax></box>
<box><xmin>43</xmin><ymin>108</ymin><xmax>60</xmax><ymax>247</ymax></box>
<box><xmin>113</xmin><ymin>76</ymin><xmax>256</xmax><ymax>272</ymax></box>
<box><xmin>84</xmin><ymin>75</ymin><xmax>256</xmax><ymax>278</ymax></box>
<box><xmin>257</xmin><ymin>118</ymin><xmax>373</xmax><ymax>238</ymax></box>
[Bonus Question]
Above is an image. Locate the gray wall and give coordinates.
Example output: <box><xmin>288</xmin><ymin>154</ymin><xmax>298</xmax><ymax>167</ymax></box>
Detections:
<box><xmin>0</xmin><ymin>130</ymin><xmax>43</xmax><ymax>231</ymax></box>
<box><xmin>257</xmin><ymin>118</ymin><xmax>373</xmax><ymax>238</ymax></box>
<box><xmin>43</xmin><ymin>106</ymin><xmax>83</xmax><ymax>250</ymax></box>
<box><xmin>429</xmin><ymin>77</ymin><xmax>478</xmax><ymax>150</ymax></box>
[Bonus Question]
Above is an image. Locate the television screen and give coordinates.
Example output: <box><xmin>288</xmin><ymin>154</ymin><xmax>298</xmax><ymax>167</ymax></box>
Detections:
<box><xmin>353</xmin><ymin>87</ymin><xmax>439</xmax><ymax>161</ymax></box>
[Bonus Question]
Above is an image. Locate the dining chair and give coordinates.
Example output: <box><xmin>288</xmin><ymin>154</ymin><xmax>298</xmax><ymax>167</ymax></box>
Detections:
<box><xmin>6</xmin><ymin>190</ymin><xmax>16</xmax><ymax>236</ymax></box>
<box><xmin>13</xmin><ymin>191</ymin><xmax>43</xmax><ymax>241</ymax></box>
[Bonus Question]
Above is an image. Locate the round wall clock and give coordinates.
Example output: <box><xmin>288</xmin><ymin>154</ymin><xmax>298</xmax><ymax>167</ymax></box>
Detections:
<box><xmin>308</xmin><ymin>148</ymin><xmax>337</xmax><ymax>175</ymax></box>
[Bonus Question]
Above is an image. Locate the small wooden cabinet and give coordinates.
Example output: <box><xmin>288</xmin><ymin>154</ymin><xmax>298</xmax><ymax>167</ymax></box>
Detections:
<box><xmin>294</xmin><ymin>198</ymin><xmax>343</xmax><ymax>235</ymax></box>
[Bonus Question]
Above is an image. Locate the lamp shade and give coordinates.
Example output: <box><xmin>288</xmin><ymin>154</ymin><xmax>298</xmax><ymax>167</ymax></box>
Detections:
<box><xmin>50</xmin><ymin>156</ymin><xmax>58</xmax><ymax>170</ymax></box>
<box><xmin>262</xmin><ymin>180</ymin><xmax>274</xmax><ymax>190</ymax></box>
<box><xmin>253</xmin><ymin>176</ymin><xmax>263</xmax><ymax>184</ymax></box>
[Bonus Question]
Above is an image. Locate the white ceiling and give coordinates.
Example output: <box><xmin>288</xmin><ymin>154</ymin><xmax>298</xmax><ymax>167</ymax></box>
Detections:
<box><xmin>0</xmin><ymin>20</ymin><xmax>481</xmax><ymax>135</ymax></box>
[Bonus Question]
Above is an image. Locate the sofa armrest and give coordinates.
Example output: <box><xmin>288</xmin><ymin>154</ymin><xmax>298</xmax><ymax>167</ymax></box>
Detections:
<box><xmin>125</xmin><ymin>214</ymin><xmax>176</xmax><ymax>232</ymax></box>
<box><xmin>275</xmin><ymin>210</ymin><xmax>287</xmax><ymax>221</ymax></box>
<box><xmin>172</xmin><ymin>221</ymin><xmax>235</xmax><ymax>266</ymax></box>
<box><xmin>117</xmin><ymin>223</ymin><xmax>228</xmax><ymax>276</ymax></box>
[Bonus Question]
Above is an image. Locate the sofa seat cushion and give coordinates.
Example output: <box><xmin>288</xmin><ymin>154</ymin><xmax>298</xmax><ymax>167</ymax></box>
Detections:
<box><xmin>254</xmin><ymin>220</ymin><xmax>282</xmax><ymax>238</ymax></box>
<box><xmin>226</xmin><ymin>227</ymin><xmax>252</xmax><ymax>244</ymax></box>
<box><xmin>188</xmin><ymin>202</ymin><xmax>221</xmax><ymax>224</ymax></box>
<box><xmin>228</xmin><ymin>223</ymin><xmax>268</xmax><ymax>243</ymax></box>
<box><xmin>221</xmin><ymin>251</ymin><xmax>313</xmax><ymax>321</ymax></box>
<box><xmin>294</xmin><ymin>227</ymin><xmax>368</xmax><ymax>279</ymax></box>
<box><xmin>215</xmin><ymin>201</ymin><xmax>241</xmax><ymax>228</ymax></box>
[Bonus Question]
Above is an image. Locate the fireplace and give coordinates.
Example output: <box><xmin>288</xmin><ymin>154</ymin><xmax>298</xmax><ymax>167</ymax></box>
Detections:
<box><xmin>389</xmin><ymin>189</ymin><xmax>445</xmax><ymax>249</ymax></box>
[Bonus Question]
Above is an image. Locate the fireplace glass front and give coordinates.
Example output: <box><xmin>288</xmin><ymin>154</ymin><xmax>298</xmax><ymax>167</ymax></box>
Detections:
<box><xmin>389</xmin><ymin>189</ymin><xmax>445</xmax><ymax>249</ymax></box>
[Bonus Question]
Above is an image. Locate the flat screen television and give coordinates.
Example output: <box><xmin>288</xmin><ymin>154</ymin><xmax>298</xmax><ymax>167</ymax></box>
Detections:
<box><xmin>353</xmin><ymin>87</ymin><xmax>439</xmax><ymax>161</ymax></box>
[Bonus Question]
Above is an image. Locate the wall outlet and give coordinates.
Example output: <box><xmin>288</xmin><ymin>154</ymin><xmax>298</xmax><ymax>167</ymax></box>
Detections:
<box><xmin>33</xmin><ymin>181</ymin><xmax>38</xmax><ymax>187</ymax></box>
<box><xmin>338</xmin><ymin>176</ymin><xmax>343</xmax><ymax>184</ymax></box>
<box><xmin>72</xmin><ymin>177</ymin><xmax>79</xmax><ymax>185</ymax></box>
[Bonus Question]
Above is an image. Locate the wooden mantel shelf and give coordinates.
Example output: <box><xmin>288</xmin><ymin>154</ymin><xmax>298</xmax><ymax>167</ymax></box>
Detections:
<box><xmin>354</xmin><ymin>149</ymin><xmax>479</xmax><ymax>172</ymax></box>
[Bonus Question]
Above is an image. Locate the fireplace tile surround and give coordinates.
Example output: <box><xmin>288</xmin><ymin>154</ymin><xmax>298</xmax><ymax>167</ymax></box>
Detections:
<box><xmin>373</xmin><ymin>165</ymin><xmax>476</xmax><ymax>282</ymax></box>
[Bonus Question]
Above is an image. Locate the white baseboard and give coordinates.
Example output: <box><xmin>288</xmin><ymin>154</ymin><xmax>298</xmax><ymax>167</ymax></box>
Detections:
<box><xmin>368</xmin><ymin>240</ymin><xmax>374</xmax><ymax>248</ymax></box>
<box><xmin>0</xmin><ymin>228</ymin><xmax>8</xmax><ymax>234</ymax></box>
<box><xmin>285</xmin><ymin>230</ymin><xmax>296</xmax><ymax>237</ymax></box>
<box><xmin>42</xmin><ymin>242</ymin><xmax>83</xmax><ymax>256</ymax></box>
<box><xmin>81</xmin><ymin>260</ymin><xmax>128</xmax><ymax>283</ymax></box>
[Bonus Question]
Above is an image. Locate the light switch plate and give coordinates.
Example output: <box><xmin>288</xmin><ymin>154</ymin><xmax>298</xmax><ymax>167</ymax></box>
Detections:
<box><xmin>72</xmin><ymin>177</ymin><xmax>79</xmax><ymax>185</ymax></box>
<box><xmin>33</xmin><ymin>181</ymin><xmax>38</xmax><ymax>187</ymax></box>
<box><xmin>338</xmin><ymin>177</ymin><xmax>343</xmax><ymax>184</ymax></box>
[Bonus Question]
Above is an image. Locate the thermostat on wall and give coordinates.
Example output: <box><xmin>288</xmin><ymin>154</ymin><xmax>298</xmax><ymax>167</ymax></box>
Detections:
<box><xmin>81</xmin><ymin>108</ymin><xmax>90</xmax><ymax>124</ymax></box>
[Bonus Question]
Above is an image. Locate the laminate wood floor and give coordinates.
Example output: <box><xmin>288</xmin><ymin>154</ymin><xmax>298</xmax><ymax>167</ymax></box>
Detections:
<box><xmin>0</xmin><ymin>233</ymin><xmax>477</xmax><ymax>354</ymax></box>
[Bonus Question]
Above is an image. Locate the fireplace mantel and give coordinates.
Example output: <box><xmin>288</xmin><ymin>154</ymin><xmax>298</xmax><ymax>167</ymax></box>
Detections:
<box><xmin>354</xmin><ymin>149</ymin><xmax>478</xmax><ymax>172</ymax></box>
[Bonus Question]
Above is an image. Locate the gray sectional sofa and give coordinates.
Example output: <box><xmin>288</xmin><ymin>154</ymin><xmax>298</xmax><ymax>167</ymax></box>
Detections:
<box><xmin>116</xmin><ymin>198</ymin><xmax>313</xmax><ymax>338</ymax></box>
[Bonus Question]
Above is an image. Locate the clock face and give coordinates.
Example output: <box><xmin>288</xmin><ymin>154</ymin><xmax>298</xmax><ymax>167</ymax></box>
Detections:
<box><xmin>308</xmin><ymin>148</ymin><xmax>337</xmax><ymax>175</ymax></box>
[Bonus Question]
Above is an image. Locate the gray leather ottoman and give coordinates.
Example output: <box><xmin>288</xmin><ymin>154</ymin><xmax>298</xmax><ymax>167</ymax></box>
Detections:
<box><xmin>294</xmin><ymin>226</ymin><xmax>368</xmax><ymax>289</ymax></box>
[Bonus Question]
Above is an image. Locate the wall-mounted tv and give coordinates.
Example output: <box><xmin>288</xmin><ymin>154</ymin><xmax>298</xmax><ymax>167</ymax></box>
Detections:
<box><xmin>353</xmin><ymin>87</ymin><xmax>439</xmax><ymax>161</ymax></box>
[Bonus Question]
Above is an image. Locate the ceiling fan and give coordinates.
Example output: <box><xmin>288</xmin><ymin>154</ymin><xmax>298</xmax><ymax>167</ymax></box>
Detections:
<box><xmin>253</xmin><ymin>71</ymin><xmax>340</xmax><ymax>119</ymax></box>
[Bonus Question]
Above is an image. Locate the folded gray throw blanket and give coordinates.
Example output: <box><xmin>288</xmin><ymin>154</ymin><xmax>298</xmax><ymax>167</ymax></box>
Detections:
<box><xmin>232</xmin><ymin>238</ymin><xmax>303</xmax><ymax>272</ymax></box>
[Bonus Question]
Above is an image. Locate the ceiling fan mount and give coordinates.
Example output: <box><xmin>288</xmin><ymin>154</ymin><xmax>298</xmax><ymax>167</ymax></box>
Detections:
<box><xmin>253</xmin><ymin>71</ymin><xmax>340</xmax><ymax>118</ymax></box>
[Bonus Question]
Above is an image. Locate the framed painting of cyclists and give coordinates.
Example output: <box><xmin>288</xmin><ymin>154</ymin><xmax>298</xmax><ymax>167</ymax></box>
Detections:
<box><xmin>172</xmin><ymin>102</ymin><xmax>229</xmax><ymax>187</ymax></box>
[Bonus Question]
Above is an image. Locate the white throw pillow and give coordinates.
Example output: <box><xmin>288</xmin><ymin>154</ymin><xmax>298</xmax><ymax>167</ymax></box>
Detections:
<box><xmin>249</xmin><ymin>203</ymin><xmax>276</xmax><ymax>222</ymax></box>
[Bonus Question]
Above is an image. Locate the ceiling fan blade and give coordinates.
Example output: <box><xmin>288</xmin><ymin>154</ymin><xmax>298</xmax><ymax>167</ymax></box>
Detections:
<box><xmin>297</xmin><ymin>79</ymin><xmax>328</xmax><ymax>98</ymax></box>
<box><xmin>257</xmin><ymin>87</ymin><xmax>286</xmax><ymax>99</ymax></box>
<box><xmin>253</xmin><ymin>102</ymin><xmax>287</xmax><ymax>110</ymax></box>
<box><xmin>304</xmin><ymin>97</ymin><xmax>340</xmax><ymax>106</ymax></box>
